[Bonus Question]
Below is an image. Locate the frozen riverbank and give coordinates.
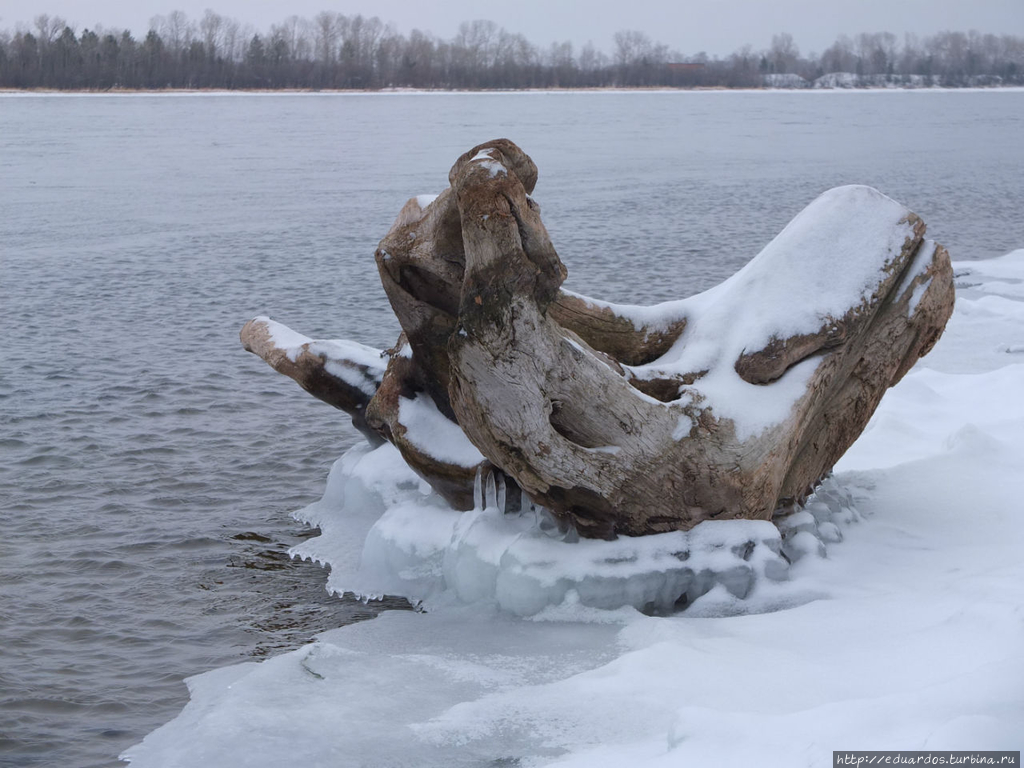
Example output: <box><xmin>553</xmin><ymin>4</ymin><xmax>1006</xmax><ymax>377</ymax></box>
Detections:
<box><xmin>124</xmin><ymin>250</ymin><xmax>1024</xmax><ymax>766</ymax></box>
<box><xmin>4</xmin><ymin>89</ymin><xmax>1021</xmax><ymax>768</ymax></box>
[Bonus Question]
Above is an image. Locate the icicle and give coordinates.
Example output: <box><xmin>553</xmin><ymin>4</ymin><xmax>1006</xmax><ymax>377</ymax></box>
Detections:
<box><xmin>485</xmin><ymin>470</ymin><xmax>497</xmax><ymax>510</ymax></box>
<box><xmin>495</xmin><ymin>472</ymin><xmax>507</xmax><ymax>514</ymax></box>
<box><xmin>473</xmin><ymin>466</ymin><xmax>484</xmax><ymax>511</ymax></box>
<box><xmin>536</xmin><ymin>505</ymin><xmax>558</xmax><ymax>534</ymax></box>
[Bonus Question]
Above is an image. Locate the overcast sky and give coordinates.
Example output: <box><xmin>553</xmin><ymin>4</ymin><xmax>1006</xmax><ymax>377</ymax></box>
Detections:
<box><xmin>1</xmin><ymin>0</ymin><xmax>1022</xmax><ymax>56</ymax></box>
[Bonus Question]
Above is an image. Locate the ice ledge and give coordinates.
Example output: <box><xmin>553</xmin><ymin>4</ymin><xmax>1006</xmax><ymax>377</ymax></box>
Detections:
<box><xmin>291</xmin><ymin>443</ymin><xmax>860</xmax><ymax>617</ymax></box>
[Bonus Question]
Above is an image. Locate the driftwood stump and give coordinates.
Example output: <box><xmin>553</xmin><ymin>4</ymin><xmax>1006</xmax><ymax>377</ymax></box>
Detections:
<box><xmin>242</xmin><ymin>139</ymin><xmax>954</xmax><ymax>539</ymax></box>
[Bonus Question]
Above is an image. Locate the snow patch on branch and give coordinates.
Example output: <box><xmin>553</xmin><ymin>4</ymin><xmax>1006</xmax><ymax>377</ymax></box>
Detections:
<box><xmin>398</xmin><ymin>392</ymin><xmax>486</xmax><ymax>468</ymax></box>
<box><xmin>288</xmin><ymin>444</ymin><xmax>859</xmax><ymax>617</ymax></box>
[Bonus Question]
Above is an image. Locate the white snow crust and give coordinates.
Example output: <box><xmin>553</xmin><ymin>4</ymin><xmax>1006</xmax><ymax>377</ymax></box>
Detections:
<box><xmin>256</xmin><ymin>315</ymin><xmax>387</xmax><ymax>396</ymax></box>
<box><xmin>125</xmin><ymin>250</ymin><xmax>1024</xmax><ymax>767</ymax></box>
<box><xmin>762</xmin><ymin>73</ymin><xmax>809</xmax><ymax>89</ymax></box>
<box><xmin>397</xmin><ymin>392</ymin><xmax>485</xmax><ymax>468</ymax></box>
<box><xmin>470</xmin><ymin>148</ymin><xmax>507</xmax><ymax>178</ymax></box>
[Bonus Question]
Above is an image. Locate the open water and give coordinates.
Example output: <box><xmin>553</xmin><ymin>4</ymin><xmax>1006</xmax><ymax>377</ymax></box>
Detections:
<box><xmin>1</xmin><ymin>90</ymin><xmax>1022</xmax><ymax>768</ymax></box>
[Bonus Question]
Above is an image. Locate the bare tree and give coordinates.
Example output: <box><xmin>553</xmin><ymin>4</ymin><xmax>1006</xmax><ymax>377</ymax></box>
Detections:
<box><xmin>821</xmin><ymin>34</ymin><xmax>855</xmax><ymax>73</ymax></box>
<box><xmin>158</xmin><ymin>10</ymin><xmax>193</xmax><ymax>56</ymax></box>
<box><xmin>770</xmin><ymin>32</ymin><xmax>800</xmax><ymax>73</ymax></box>
<box><xmin>221</xmin><ymin>17</ymin><xmax>242</xmax><ymax>62</ymax></box>
<box><xmin>313</xmin><ymin>10</ymin><xmax>341</xmax><ymax>72</ymax></box>
<box><xmin>199</xmin><ymin>9</ymin><xmax>222</xmax><ymax>59</ymax></box>
<box><xmin>33</xmin><ymin>14</ymin><xmax>64</xmax><ymax>45</ymax></box>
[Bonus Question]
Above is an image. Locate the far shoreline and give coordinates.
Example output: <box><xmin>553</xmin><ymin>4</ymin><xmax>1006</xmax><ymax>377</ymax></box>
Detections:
<box><xmin>3</xmin><ymin>85</ymin><xmax>1024</xmax><ymax>97</ymax></box>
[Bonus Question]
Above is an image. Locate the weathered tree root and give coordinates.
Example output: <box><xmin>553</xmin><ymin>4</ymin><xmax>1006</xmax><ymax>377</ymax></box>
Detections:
<box><xmin>242</xmin><ymin>139</ymin><xmax>954</xmax><ymax>539</ymax></box>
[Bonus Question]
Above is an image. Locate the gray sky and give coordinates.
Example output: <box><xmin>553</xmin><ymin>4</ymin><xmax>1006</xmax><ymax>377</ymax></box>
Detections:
<box><xmin>1</xmin><ymin>0</ymin><xmax>1022</xmax><ymax>56</ymax></box>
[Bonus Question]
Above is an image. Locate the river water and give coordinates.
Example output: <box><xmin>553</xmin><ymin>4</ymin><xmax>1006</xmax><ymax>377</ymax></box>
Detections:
<box><xmin>1</xmin><ymin>90</ymin><xmax>1022</xmax><ymax>768</ymax></box>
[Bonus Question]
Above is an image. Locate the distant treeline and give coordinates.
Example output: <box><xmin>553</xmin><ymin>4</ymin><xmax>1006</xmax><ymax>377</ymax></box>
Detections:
<box><xmin>1</xmin><ymin>11</ymin><xmax>1023</xmax><ymax>90</ymax></box>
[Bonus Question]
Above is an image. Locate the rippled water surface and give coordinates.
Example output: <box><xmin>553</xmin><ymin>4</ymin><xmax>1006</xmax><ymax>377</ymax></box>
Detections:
<box><xmin>2</xmin><ymin>90</ymin><xmax>1022</xmax><ymax>768</ymax></box>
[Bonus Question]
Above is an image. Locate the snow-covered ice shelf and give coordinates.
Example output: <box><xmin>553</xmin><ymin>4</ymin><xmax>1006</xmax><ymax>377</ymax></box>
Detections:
<box><xmin>124</xmin><ymin>251</ymin><xmax>1024</xmax><ymax>767</ymax></box>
